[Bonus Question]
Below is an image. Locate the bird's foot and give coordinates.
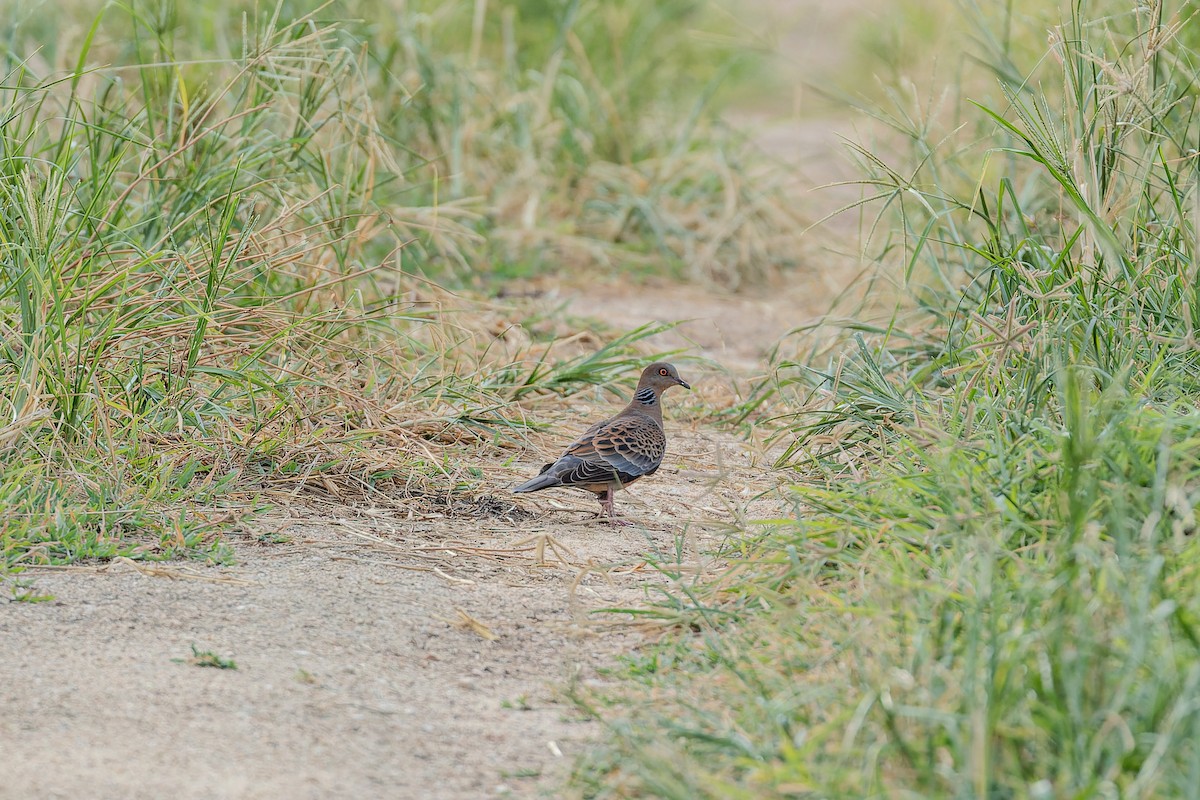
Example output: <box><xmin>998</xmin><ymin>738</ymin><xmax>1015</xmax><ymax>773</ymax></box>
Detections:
<box><xmin>598</xmin><ymin>497</ymin><xmax>630</xmax><ymax>526</ymax></box>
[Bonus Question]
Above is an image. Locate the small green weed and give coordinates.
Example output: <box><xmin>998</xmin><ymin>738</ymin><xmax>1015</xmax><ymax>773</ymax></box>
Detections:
<box><xmin>5</xmin><ymin>578</ymin><xmax>54</xmax><ymax>603</ymax></box>
<box><xmin>501</xmin><ymin>695</ymin><xmax>532</xmax><ymax>711</ymax></box>
<box><xmin>175</xmin><ymin>645</ymin><xmax>238</xmax><ymax>671</ymax></box>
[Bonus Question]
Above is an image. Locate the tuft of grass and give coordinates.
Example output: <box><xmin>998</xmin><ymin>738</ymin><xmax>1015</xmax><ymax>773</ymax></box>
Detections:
<box><xmin>4</xmin><ymin>577</ymin><xmax>55</xmax><ymax>603</ymax></box>
<box><xmin>2</xmin><ymin>451</ymin><xmax>238</xmax><ymax>570</ymax></box>
<box><xmin>175</xmin><ymin>644</ymin><xmax>238</xmax><ymax>670</ymax></box>
<box><xmin>2</xmin><ymin>4</ymin><xmax>419</xmax><ymax>572</ymax></box>
<box><xmin>571</xmin><ymin>1</ymin><xmax>1200</xmax><ymax>796</ymax></box>
<box><xmin>483</xmin><ymin>321</ymin><xmax>686</xmax><ymax>401</ymax></box>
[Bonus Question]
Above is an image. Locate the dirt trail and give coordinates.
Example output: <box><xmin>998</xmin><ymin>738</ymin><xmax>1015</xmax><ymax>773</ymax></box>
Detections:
<box><xmin>2</xmin><ymin>424</ymin><xmax>773</xmax><ymax>799</ymax></box>
<box><xmin>0</xmin><ymin>2</ymin><xmax>882</xmax><ymax>797</ymax></box>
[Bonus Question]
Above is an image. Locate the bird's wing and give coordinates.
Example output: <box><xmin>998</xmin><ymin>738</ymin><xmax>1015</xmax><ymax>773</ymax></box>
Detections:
<box><xmin>566</xmin><ymin>413</ymin><xmax>665</xmax><ymax>480</ymax></box>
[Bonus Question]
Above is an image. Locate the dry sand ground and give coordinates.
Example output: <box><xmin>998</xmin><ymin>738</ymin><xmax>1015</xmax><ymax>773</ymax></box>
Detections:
<box><xmin>0</xmin><ymin>1</ymin><xmax>885</xmax><ymax>796</ymax></box>
<box><xmin>2</xmin><ymin>419</ymin><xmax>772</xmax><ymax>799</ymax></box>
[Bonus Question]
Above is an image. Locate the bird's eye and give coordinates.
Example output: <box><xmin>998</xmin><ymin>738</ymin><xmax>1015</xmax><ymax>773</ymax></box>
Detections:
<box><xmin>659</xmin><ymin>368</ymin><xmax>668</xmax><ymax>376</ymax></box>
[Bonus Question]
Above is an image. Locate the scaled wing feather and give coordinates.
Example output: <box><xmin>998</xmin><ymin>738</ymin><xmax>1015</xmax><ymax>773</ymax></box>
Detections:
<box><xmin>565</xmin><ymin>415</ymin><xmax>664</xmax><ymax>481</ymax></box>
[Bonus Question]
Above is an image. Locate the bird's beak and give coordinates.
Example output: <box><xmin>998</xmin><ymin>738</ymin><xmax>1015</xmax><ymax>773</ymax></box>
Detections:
<box><xmin>677</xmin><ymin>377</ymin><xmax>691</xmax><ymax>390</ymax></box>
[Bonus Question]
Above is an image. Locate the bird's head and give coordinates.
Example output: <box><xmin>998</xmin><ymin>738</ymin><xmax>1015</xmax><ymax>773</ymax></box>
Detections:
<box><xmin>639</xmin><ymin>362</ymin><xmax>691</xmax><ymax>393</ymax></box>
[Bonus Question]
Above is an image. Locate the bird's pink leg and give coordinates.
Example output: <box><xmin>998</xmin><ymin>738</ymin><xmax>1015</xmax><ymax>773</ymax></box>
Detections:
<box><xmin>599</xmin><ymin>490</ymin><xmax>632</xmax><ymax>527</ymax></box>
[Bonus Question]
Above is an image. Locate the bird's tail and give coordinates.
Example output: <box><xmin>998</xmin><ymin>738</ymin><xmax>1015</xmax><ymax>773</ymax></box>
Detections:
<box><xmin>512</xmin><ymin>463</ymin><xmax>558</xmax><ymax>493</ymax></box>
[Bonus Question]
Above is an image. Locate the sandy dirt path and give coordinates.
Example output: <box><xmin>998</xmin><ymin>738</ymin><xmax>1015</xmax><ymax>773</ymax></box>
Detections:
<box><xmin>2</xmin><ymin>420</ymin><xmax>775</xmax><ymax>799</ymax></box>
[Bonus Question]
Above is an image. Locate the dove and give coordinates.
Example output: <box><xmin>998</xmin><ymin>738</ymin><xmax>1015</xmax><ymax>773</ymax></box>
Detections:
<box><xmin>513</xmin><ymin>362</ymin><xmax>691</xmax><ymax>523</ymax></box>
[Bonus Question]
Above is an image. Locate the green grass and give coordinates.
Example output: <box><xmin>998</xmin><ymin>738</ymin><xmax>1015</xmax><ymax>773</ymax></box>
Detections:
<box><xmin>570</xmin><ymin>1</ymin><xmax>1200</xmax><ymax>797</ymax></box>
<box><xmin>175</xmin><ymin>644</ymin><xmax>238</xmax><ymax>670</ymax></box>
<box><xmin>2</xmin><ymin>449</ymin><xmax>238</xmax><ymax>569</ymax></box>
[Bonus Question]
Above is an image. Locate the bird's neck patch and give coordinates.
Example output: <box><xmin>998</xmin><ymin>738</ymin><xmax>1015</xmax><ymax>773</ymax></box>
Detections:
<box><xmin>634</xmin><ymin>387</ymin><xmax>658</xmax><ymax>406</ymax></box>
